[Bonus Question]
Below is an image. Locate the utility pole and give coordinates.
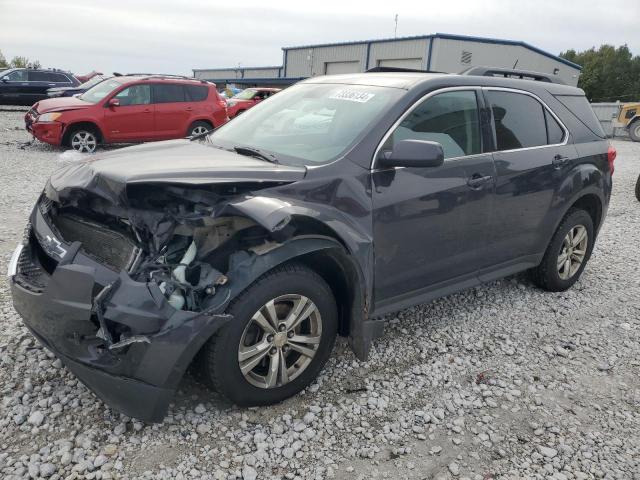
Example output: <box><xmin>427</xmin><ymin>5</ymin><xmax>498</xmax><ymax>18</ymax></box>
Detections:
<box><xmin>394</xmin><ymin>14</ymin><xmax>398</xmax><ymax>38</ymax></box>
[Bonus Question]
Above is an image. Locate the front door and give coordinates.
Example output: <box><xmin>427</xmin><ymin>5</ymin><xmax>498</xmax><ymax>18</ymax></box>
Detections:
<box><xmin>103</xmin><ymin>84</ymin><xmax>155</xmax><ymax>142</ymax></box>
<box><xmin>372</xmin><ymin>88</ymin><xmax>495</xmax><ymax>307</ymax></box>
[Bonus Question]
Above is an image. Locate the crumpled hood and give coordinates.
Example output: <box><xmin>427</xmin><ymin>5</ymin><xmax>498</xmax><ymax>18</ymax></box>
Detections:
<box><xmin>35</xmin><ymin>96</ymin><xmax>94</xmax><ymax>113</ymax></box>
<box><xmin>45</xmin><ymin>139</ymin><xmax>307</xmax><ymax>206</ymax></box>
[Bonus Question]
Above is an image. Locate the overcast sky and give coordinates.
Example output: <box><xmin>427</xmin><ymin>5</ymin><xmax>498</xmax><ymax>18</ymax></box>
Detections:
<box><xmin>0</xmin><ymin>0</ymin><xmax>638</xmax><ymax>76</ymax></box>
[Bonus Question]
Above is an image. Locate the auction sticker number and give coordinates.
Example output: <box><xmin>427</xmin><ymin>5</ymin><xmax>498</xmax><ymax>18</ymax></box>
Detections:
<box><xmin>329</xmin><ymin>89</ymin><xmax>375</xmax><ymax>103</ymax></box>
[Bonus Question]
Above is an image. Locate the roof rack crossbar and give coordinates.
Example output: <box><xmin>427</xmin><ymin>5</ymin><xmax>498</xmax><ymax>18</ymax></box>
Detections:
<box><xmin>460</xmin><ymin>66</ymin><xmax>565</xmax><ymax>85</ymax></box>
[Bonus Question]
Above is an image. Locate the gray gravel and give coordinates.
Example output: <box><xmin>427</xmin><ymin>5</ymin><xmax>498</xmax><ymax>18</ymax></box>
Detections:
<box><xmin>1</xmin><ymin>109</ymin><xmax>639</xmax><ymax>479</ymax></box>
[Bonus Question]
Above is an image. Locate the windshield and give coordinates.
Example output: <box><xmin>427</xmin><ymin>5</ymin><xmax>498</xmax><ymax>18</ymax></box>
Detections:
<box><xmin>209</xmin><ymin>83</ymin><xmax>404</xmax><ymax>165</ymax></box>
<box><xmin>78</xmin><ymin>75</ymin><xmax>109</xmax><ymax>90</ymax></box>
<box><xmin>78</xmin><ymin>78</ymin><xmax>124</xmax><ymax>103</ymax></box>
<box><xmin>232</xmin><ymin>89</ymin><xmax>258</xmax><ymax>100</ymax></box>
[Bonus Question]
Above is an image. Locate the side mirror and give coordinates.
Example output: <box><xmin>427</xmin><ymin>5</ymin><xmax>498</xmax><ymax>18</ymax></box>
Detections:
<box><xmin>0</xmin><ymin>77</ymin><xmax>8</xmax><ymax>83</ymax></box>
<box><xmin>107</xmin><ymin>98</ymin><xmax>120</xmax><ymax>107</ymax></box>
<box><xmin>378</xmin><ymin>139</ymin><xmax>445</xmax><ymax>168</ymax></box>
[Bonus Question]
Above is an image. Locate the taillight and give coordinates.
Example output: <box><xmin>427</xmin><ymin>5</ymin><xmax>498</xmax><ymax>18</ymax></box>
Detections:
<box><xmin>607</xmin><ymin>144</ymin><xmax>616</xmax><ymax>174</ymax></box>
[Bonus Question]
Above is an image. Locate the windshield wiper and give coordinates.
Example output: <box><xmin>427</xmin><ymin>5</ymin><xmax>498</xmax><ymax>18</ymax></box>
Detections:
<box><xmin>233</xmin><ymin>145</ymin><xmax>279</xmax><ymax>164</ymax></box>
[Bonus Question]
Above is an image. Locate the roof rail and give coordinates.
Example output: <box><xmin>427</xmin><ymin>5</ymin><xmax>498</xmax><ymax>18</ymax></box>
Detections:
<box><xmin>122</xmin><ymin>73</ymin><xmax>208</xmax><ymax>84</ymax></box>
<box><xmin>460</xmin><ymin>66</ymin><xmax>565</xmax><ymax>85</ymax></box>
<box><xmin>366</xmin><ymin>66</ymin><xmax>445</xmax><ymax>74</ymax></box>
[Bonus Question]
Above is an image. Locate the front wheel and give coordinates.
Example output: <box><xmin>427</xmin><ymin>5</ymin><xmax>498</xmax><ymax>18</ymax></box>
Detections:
<box><xmin>187</xmin><ymin>121</ymin><xmax>212</xmax><ymax>137</ymax></box>
<box><xmin>198</xmin><ymin>263</ymin><xmax>337</xmax><ymax>406</ymax></box>
<box><xmin>68</xmin><ymin>128</ymin><xmax>99</xmax><ymax>153</ymax></box>
<box><xmin>530</xmin><ymin>209</ymin><xmax>594</xmax><ymax>292</ymax></box>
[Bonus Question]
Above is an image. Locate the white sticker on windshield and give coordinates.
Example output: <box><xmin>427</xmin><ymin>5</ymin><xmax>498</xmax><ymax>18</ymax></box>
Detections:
<box><xmin>329</xmin><ymin>89</ymin><xmax>375</xmax><ymax>103</ymax></box>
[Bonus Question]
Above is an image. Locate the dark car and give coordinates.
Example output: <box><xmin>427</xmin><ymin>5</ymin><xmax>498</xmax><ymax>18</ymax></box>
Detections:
<box><xmin>47</xmin><ymin>74</ymin><xmax>110</xmax><ymax>98</ymax></box>
<box><xmin>0</xmin><ymin>68</ymin><xmax>79</xmax><ymax>105</ymax></box>
<box><xmin>9</xmin><ymin>67</ymin><xmax>614</xmax><ymax>421</ymax></box>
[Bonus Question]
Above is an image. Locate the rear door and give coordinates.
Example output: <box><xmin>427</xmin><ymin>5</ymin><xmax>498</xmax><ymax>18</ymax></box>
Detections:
<box><xmin>103</xmin><ymin>83</ymin><xmax>155</xmax><ymax>142</ymax></box>
<box><xmin>479</xmin><ymin>88</ymin><xmax>576</xmax><ymax>276</ymax></box>
<box><xmin>372</xmin><ymin>88</ymin><xmax>496</xmax><ymax>306</ymax></box>
<box><xmin>26</xmin><ymin>71</ymin><xmax>53</xmax><ymax>104</ymax></box>
<box><xmin>152</xmin><ymin>83</ymin><xmax>191</xmax><ymax>139</ymax></box>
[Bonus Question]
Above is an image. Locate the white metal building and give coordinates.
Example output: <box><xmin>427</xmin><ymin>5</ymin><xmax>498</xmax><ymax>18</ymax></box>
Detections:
<box><xmin>193</xmin><ymin>33</ymin><xmax>581</xmax><ymax>87</ymax></box>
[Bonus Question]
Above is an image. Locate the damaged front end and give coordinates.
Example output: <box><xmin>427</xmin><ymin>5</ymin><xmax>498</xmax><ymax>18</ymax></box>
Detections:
<box><xmin>10</xmin><ymin>157</ymin><xmax>343</xmax><ymax>420</ymax></box>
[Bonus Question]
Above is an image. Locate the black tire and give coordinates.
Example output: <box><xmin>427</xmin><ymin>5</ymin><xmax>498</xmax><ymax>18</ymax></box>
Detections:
<box><xmin>530</xmin><ymin>209</ymin><xmax>594</xmax><ymax>292</ymax></box>
<box><xmin>199</xmin><ymin>263</ymin><xmax>338</xmax><ymax>406</ymax></box>
<box><xmin>234</xmin><ymin>110</ymin><xmax>245</xmax><ymax>117</ymax></box>
<box><xmin>635</xmin><ymin>174</ymin><xmax>640</xmax><ymax>202</ymax></box>
<box><xmin>187</xmin><ymin>120</ymin><xmax>212</xmax><ymax>137</ymax></box>
<box><xmin>629</xmin><ymin>120</ymin><xmax>640</xmax><ymax>142</ymax></box>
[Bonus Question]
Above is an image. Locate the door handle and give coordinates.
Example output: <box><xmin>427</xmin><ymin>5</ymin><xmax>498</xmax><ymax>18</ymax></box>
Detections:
<box><xmin>185</xmin><ymin>107</ymin><xmax>193</xmax><ymax>111</ymax></box>
<box><xmin>143</xmin><ymin>108</ymin><xmax>152</xmax><ymax>113</ymax></box>
<box><xmin>552</xmin><ymin>154</ymin><xmax>570</xmax><ymax>169</ymax></box>
<box><xmin>467</xmin><ymin>174</ymin><xmax>493</xmax><ymax>189</ymax></box>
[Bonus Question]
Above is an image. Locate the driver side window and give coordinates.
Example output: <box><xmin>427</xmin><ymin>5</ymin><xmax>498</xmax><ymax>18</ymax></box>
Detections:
<box><xmin>5</xmin><ymin>70</ymin><xmax>27</xmax><ymax>81</ymax></box>
<box><xmin>114</xmin><ymin>84</ymin><xmax>151</xmax><ymax>106</ymax></box>
<box><xmin>385</xmin><ymin>90</ymin><xmax>481</xmax><ymax>160</ymax></box>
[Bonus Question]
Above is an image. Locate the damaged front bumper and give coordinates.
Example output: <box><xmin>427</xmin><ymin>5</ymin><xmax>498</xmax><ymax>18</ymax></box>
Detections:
<box><xmin>10</xmin><ymin>205</ymin><xmax>231</xmax><ymax>422</ymax></box>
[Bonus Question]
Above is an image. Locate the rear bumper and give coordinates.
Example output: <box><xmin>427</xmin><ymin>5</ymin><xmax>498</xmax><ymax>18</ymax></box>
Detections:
<box><xmin>10</xmin><ymin>203</ymin><xmax>231</xmax><ymax>421</ymax></box>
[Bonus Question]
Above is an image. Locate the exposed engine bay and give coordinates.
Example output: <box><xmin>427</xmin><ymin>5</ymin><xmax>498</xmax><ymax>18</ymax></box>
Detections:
<box><xmin>43</xmin><ymin>181</ymin><xmax>295</xmax><ymax>314</ymax></box>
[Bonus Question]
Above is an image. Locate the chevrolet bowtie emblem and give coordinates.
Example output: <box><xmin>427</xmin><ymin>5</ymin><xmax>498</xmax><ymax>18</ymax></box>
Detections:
<box><xmin>44</xmin><ymin>235</ymin><xmax>67</xmax><ymax>259</ymax></box>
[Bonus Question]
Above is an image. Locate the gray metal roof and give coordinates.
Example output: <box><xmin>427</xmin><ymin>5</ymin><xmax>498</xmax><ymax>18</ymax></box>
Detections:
<box><xmin>282</xmin><ymin>32</ymin><xmax>582</xmax><ymax>71</ymax></box>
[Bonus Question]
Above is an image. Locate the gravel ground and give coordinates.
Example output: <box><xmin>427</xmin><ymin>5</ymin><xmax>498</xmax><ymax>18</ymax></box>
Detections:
<box><xmin>0</xmin><ymin>109</ymin><xmax>639</xmax><ymax>480</ymax></box>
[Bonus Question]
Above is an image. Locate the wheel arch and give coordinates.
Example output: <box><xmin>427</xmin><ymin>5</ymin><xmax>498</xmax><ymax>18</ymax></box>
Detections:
<box><xmin>62</xmin><ymin>121</ymin><xmax>104</xmax><ymax>146</ymax></box>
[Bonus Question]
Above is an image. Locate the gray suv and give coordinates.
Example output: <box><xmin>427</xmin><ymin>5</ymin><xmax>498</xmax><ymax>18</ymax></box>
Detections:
<box><xmin>9</xmin><ymin>67</ymin><xmax>614</xmax><ymax>421</ymax></box>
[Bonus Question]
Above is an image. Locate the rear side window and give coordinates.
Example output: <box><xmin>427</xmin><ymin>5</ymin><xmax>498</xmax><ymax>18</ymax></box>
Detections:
<box><xmin>554</xmin><ymin>95</ymin><xmax>606</xmax><ymax>138</ymax></box>
<box><xmin>545</xmin><ymin>110</ymin><xmax>565</xmax><ymax>144</ymax></box>
<box><xmin>48</xmin><ymin>73</ymin><xmax>71</xmax><ymax>83</ymax></box>
<box><xmin>185</xmin><ymin>85</ymin><xmax>209</xmax><ymax>102</ymax></box>
<box><xmin>386</xmin><ymin>90</ymin><xmax>482</xmax><ymax>159</ymax></box>
<box><xmin>153</xmin><ymin>84</ymin><xmax>185</xmax><ymax>103</ymax></box>
<box><xmin>487</xmin><ymin>91</ymin><xmax>547</xmax><ymax>150</ymax></box>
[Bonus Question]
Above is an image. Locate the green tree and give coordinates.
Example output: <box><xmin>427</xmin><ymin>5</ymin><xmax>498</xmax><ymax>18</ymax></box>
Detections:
<box><xmin>9</xmin><ymin>56</ymin><xmax>41</xmax><ymax>69</ymax></box>
<box><xmin>560</xmin><ymin>45</ymin><xmax>640</xmax><ymax>102</ymax></box>
<box><xmin>0</xmin><ymin>50</ymin><xmax>8</xmax><ymax>69</ymax></box>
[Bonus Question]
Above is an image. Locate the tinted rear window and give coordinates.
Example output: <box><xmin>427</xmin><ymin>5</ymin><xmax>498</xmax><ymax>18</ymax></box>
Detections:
<box><xmin>554</xmin><ymin>95</ymin><xmax>606</xmax><ymax>138</ymax></box>
<box><xmin>49</xmin><ymin>73</ymin><xmax>71</xmax><ymax>83</ymax></box>
<box><xmin>487</xmin><ymin>91</ymin><xmax>547</xmax><ymax>150</ymax></box>
<box><xmin>29</xmin><ymin>71</ymin><xmax>49</xmax><ymax>81</ymax></box>
<box><xmin>153</xmin><ymin>84</ymin><xmax>185</xmax><ymax>103</ymax></box>
<box><xmin>185</xmin><ymin>85</ymin><xmax>209</xmax><ymax>102</ymax></box>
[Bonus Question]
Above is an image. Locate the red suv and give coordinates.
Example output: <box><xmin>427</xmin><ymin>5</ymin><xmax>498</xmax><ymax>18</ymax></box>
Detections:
<box><xmin>25</xmin><ymin>75</ymin><xmax>229</xmax><ymax>152</ymax></box>
<box><xmin>226</xmin><ymin>87</ymin><xmax>280</xmax><ymax>118</ymax></box>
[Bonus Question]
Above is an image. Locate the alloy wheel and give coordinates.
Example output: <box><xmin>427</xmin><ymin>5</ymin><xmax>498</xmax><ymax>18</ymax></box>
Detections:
<box><xmin>70</xmin><ymin>131</ymin><xmax>97</xmax><ymax>153</ymax></box>
<box><xmin>238</xmin><ymin>294</ymin><xmax>322</xmax><ymax>389</ymax></box>
<box><xmin>191</xmin><ymin>125</ymin><xmax>209</xmax><ymax>136</ymax></box>
<box><xmin>557</xmin><ymin>225</ymin><xmax>588</xmax><ymax>280</ymax></box>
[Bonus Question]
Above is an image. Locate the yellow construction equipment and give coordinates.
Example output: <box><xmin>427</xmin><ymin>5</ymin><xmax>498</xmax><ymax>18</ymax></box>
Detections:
<box><xmin>613</xmin><ymin>102</ymin><xmax>640</xmax><ymax>141</ymax></box>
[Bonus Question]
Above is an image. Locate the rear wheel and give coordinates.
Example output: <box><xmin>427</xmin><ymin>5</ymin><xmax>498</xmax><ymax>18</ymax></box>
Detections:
<box><xmin>199</xmin><ymin>263</ymin><xmax>337</xmax><ymax>406</ymax></box>
<box><xmin>68</xmin><ymin>127</ymin><xmax>99</xmax><ymax>153</ymax></box>
<box><xmin>187</xmin><ymin>121</ymin><xmax>212</xmax><ymax>137</ymax></box>
<box><xmin>629</xmin><ymin>120</ymin><xmax>640</xmax><ymax>142</ymax></box>
<box><xmin>530</xmin><ymin>209</ymin><xmax>594</xmax><ymax>292</ymax></box>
